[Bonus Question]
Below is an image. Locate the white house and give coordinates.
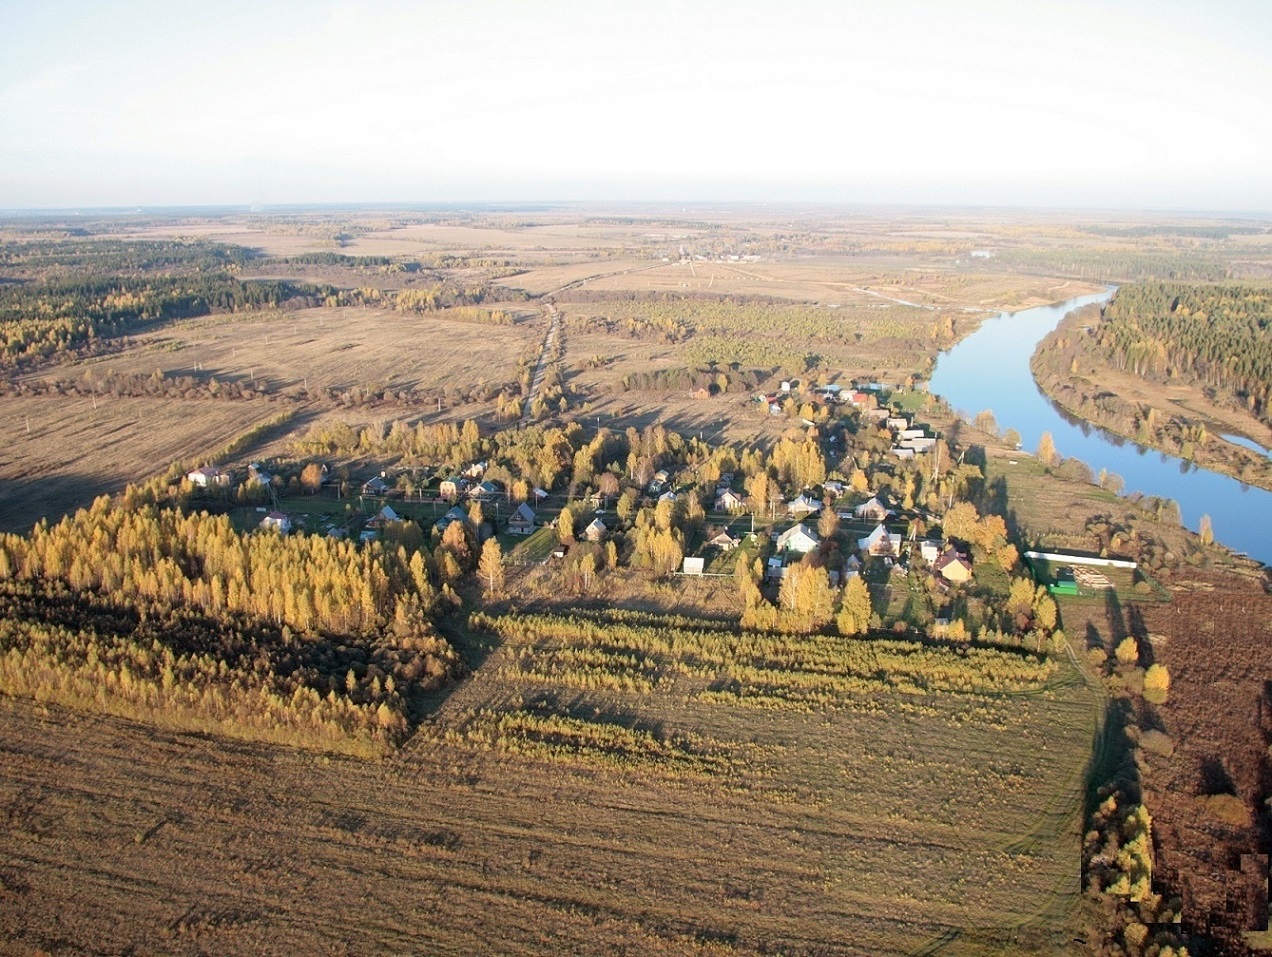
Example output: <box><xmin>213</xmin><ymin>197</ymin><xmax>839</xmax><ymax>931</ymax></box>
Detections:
<box><xmin>260</xmin><ymin>511</ymin><xmax>291</xmax><ymax>534</ymax></box>
<box><xmin>682</xmin><ymin>557</ymin><xmax>706</xmax><ymax>576</ymax></box>
<box><xmin>714</xmin><ymin>488</ymin><xmax>747</xmax><ymax>513</ymax></box>
<box><xmin>776</xmin><ymin>522</ymin><xmax>820</xmax><ymax>554</ymax></box>
<box><xmin>854</xmin><ymin>496</ymin><xmax>891</xmax><ymax>522</ymax></box>
<box><xmin>786</xmin><ymin>493</ymin><xmax>821</xmax><ymax>516</ymax></box>
<box><xmin>508</xmin><ymin>502</ymin><xmax>536</xmax><ymax>535</ymax></box>
<box><xmin>705</xmin><ymin>530</ymin><xmax>740</xmax><ymax>551</ymax></box>
<box><xmin>186</xmin><ymin>466</ymin><xmax>229</xmax><ymax>489</ymax></box>
<box><xmin>583</xmin><ymin>517</ymin><xmax>607</xmax><ymax>542</ymax></box>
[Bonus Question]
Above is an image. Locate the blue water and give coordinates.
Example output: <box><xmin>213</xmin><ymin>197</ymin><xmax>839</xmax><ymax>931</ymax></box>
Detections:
<box><xmin>928</xmin><ymin>290</ymin><xmax>1272</xmax><ymax>566</ymax></box>
<box><xmin>1220</xmin><ymin>433</ymin><xmax>1272</xmax><ymax>459</ymax></box>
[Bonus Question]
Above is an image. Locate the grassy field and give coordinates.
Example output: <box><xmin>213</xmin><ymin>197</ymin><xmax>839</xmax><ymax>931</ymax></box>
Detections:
<box><xmin>0</xmin><ymin>394</ymin><xmax>281</xmax><ymax>532</ymax></box>
<box><xmin>0</xmin><ymin>606</ymin><xmax>1100</xmax><ymax>956</ymax></box>
<box><xmin>35</xmin><ymin>305</ymin><xmax>540</xmax><ymax>400</ymax></box>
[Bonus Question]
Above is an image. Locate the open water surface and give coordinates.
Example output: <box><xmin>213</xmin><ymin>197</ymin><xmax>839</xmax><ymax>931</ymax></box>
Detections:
<box><xmin>928</xmin><ymin>290</ymin><xmax>1272</xmax><ymax>566</ymax></box>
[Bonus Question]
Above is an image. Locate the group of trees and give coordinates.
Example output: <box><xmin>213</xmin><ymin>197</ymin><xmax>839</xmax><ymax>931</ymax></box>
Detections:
<box><xmin>0</xmin><ymin>490</ymin><xmax>465</xmax><ymax>754</ymax></box>
<box><xmin>0</xmin><ymin>271</ymin><xmax>328</xmax><ymax>365</ymax></box>
<box><xmin>1098</xmin><ymin>282</ymin><xmax>1272</xmax><ymax>423</ymax></box>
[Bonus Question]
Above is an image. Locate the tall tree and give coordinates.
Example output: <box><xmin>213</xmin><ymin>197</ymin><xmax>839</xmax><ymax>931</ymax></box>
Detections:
<box><xmin>478</xmin><ymin>538</ymin><xmax>504</xmax><ymax>596</ymax></box>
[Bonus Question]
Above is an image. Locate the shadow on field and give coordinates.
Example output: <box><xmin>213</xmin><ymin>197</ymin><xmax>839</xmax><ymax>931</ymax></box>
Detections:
<box><xmin>0</xmin><ymin>473</ymin><xmax>112</xmax><ymax>534</ymax></box>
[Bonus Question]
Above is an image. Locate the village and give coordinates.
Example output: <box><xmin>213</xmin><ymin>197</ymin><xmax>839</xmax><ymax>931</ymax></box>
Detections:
<box><xmin>175</xmin><ymin>379</ymin><xmax>1132</xmax><ymax>641</ymax></box>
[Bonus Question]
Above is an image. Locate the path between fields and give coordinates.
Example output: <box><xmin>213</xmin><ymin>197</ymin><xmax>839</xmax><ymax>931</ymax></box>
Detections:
<box><xmin>519</xmin><ymin>303</ymin><xmax>560</xmax><ymax>426</ymax></box>
<box><xmin>518</xmin><ymin>262</ymin><xmax>665</xmax><ymax>426</ymax></box>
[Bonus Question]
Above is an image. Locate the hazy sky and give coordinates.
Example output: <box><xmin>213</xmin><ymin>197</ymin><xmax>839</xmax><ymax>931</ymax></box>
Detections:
<box><xmin>2</xmin><ymin>0</ymin><xmax>1269</xmax><ymax>210</ymax></box>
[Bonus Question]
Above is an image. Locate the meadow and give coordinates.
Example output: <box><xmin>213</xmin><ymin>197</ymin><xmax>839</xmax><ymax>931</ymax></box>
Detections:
<box><xmin>0</xmin><ymin>606</ymin><xmax>1101</xmax><ymax>956</ymax></box>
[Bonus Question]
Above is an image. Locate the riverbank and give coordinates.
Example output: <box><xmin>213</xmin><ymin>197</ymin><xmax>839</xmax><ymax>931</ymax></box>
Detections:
<box><xmin>1030</xmin><ymin>303</ymin><xmax>1272</xmax><ymax>493</ymax></box>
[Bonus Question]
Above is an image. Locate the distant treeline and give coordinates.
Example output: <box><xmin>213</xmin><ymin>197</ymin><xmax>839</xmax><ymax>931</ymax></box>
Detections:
<box><xmin>996</xmin><ymin>248</ymin><xmax>1246</xmax><ymax>283</ymax></box>
<box><xmin>615</xmin><ymin>366</ymin><xmax>767</xmax><ymax>394</ymax></box>
<box><xmin>1084</xmin><ymin>224</ymin><xmax>1269</xmax><ymax>241</ymax></box>
<box><xmin>0</xmin><ymin>273</ymin><xmax>329</xmax><ymax>365</ymax></box>
<box><xmin>0</xmin><ymin>239</ymin><xmax>257</xmax><ymax>274</ymax></box>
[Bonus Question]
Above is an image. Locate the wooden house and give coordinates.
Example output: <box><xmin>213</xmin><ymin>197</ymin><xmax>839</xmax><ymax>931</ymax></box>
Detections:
<box><xmin>933</xmin><ymin>548</ymin><xmax>973</xmax><ymax>583</ymax></box>
<box><xmin>858</xmin><ymin>523</ymin><xmax>901</xmax><ymax>557</ymax></box>
<box><xmin>507</xmin><ymin>503</ymin><xmax>536</xmax><ymax>536</ymax></box>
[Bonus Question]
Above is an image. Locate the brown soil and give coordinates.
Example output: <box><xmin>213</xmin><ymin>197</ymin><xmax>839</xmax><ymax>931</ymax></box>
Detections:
<box><xmin>1069</xmin><ymin>567</ymin><xmax>1272</xmax><ymax>952</ymax></box>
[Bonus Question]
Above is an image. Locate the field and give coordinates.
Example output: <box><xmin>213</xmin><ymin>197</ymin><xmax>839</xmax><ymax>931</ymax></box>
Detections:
<box><xmin>1061</xmin><ymin>571</ymin><xmax>1272</xmax><ymax>949</ymax></box>
<box><xmin>0</xmin><ymin>610</ymin><xmax>1101</xmax><ymax>956</ymax></box>
<box><xmin>29</xmin><ymin>305</ymin><xmax>540</xmax><ymax>402</ymax></box>
<box><xmin>2</xmin><ymin>206</ymin><xmax>1271</xmax><ymax>955</ymax></box>
<box><xmin>0</xmin><ymin>394</ymin><xmax>280</xmax><ymax>533</ymax></box>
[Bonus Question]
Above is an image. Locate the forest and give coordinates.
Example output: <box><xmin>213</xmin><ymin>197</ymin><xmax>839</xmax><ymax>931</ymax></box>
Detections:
<box><xmin>1098</xmin><ymin>282</ymin><xmax>1272</xmax><ymax>424</ymax></box>
<box><xmin>0</xmin><ymin>492</ymin><xmax>461</xmax><ymax>754</ymax></box>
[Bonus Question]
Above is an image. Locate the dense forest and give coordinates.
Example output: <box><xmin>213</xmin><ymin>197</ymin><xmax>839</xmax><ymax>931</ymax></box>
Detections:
<box><xmin>0</xmin><ymin>494</ymin><xmax>460</xmax><ymax>754</ymax></box>
<box><xmin>1098</xmin><ymin>282</ymin><xmax>1272</xmax><ymax>423</ymax></box>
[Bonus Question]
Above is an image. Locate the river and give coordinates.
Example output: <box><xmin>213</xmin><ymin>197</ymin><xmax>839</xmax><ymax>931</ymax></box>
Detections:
<box><xmin>927</xmin><ymin>290</ymin><xmax>1272</xmax><ymax>567</ymax></box>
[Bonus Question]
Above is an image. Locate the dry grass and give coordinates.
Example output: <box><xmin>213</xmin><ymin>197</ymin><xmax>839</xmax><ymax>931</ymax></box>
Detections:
<box><xmin>0</xmin><ymin>619</ymin><xmax>1099</xmax><ymax>956</ymax></box>
<box><xmin>0</xmin><ymin>394</ymin><xmax>278</xmax><ymax>532</ymax></box>
<box><xmin>37</xmin><ymin>305</ymin><xmax>541</xmax><ymax>399</ymax></box>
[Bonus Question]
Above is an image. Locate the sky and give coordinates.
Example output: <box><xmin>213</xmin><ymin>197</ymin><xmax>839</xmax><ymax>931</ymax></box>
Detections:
<box><xmin>1</xmin><ymin>0</ymin><xmax>1269</xmax><ymax>211</ymax></box>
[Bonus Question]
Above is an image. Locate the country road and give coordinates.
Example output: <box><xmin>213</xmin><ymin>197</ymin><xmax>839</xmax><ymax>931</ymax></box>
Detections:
<box><xmin>516</xmin><ymin>261</ymin><xmax>665</xmax><ymax>426</ymax></box>
<box><xmin>519</xmin><ymin>301</ymin><xmax>560</xmax><ymax>426</ymax></box>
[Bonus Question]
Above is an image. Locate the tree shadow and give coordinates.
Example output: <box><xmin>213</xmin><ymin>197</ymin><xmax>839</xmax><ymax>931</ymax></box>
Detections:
<box><xmin>1198</xmin><ymin>755</ymin><xmax>1238</xmax><ymax>797</ymax></box>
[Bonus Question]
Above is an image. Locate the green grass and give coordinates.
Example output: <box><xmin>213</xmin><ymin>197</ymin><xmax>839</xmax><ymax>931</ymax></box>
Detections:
<box><xmin>507</xmin><ymin>525</ymin><xmax>559</xmax><ymax>563</ymax></box>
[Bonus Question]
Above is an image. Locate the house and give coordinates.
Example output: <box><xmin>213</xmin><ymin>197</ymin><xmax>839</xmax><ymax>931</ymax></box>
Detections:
<box><xmin>438</xmin><ymin>476</ymin><xmax>463</xmax><ymax>500</ymax></box>
<box><xmin>532</xmin><ymin>487</ymin><xmax>550</xmax><ymax>503</ymax></box>
<box><xmin>247</xmin><ymin>463</ymin><xmax>273</xmax><ymax>486</ymax></box>
<box><xmin>822</xmin><ymin>480</ymin><xmax>844</xmax><ymax>499</ymax></box>
<box><xmin>766</xmin><ymin>556</ymin><xmax>787</xmax><ymax>580</ymax></box>
<box><xmin>705</xmin><ymin>530</ymin><xmax>740</xmax><ymax>551</ymax></box>
<box><xmin>507</xmin><ymin>502</ymin><xmax>536</xmax><ymax>535</ymax></box>
<box><xmin>372</xmin><ymin>505</ymin><xmax>402</xmax><ymax>526</ymax></box>
<box><xmin>463</xmin><ymin>461</ymin><xmax>488</xmax><ymax>479</ymax></box>
<box><xmin>682</xmin><ymin>556</ymin><xmax>706</xmax><ymax>575</ymax></box>
<box><xmin>468</xmin><ymin>479</ymin><xmax>501</xmax><ymax>502</ymax></box>
<box><xmin>786</xmin><ymin>492</ymin><xmax>821</xmax><ymax>516</ymax></box>
<box><xmin>776</xmin><ymin>522</ymin><xmax>820</xmax><ymax>555</ymax></box>
<box><xmin>901</xmin><ymin>436</ymin><xmax>936</xmax><ymax>453</ymax></box>
<box><xmin>359</xmin><ymin>529</ymin><xmax>378</xmax><ymax>544</ymax></box>
<box><xmin>658</xmin><ymin>490</ymin><xmax>677</xmax><ymax>504</ymax></box>
<box><xmin>690</xmin><ymin>386</ymin><xmax>711</xmax><ymax>400</ymax></box>
<box><xmin>714</xmin><ymin>488</ymin><xmax>747</xmax><ymax>513</ymax></box>
<box><xmin>854</xmin><ymin>497</ymin><xmax>891</xmax><ymax>522</ymax></box>
<box><xmin>186</xmin><ymin>466</ymin><xmax>229</xmax><ymax>489</ymax></box>
<box><xmin>918</xmin><ymin>539</ymin><xmax>942</xmax><ymax>563</ymax></box>
<box><xmin>848</xmin><ymin>391</ymin><xmax>871</xmax><ymax>407</ymax></box>
<box><xmin>933</xmin><ymin>548</ymin><xmax>973</xmax><ymax>583</ymax></box>
<box><xmin>886</xmin><ymin>417</ymin><xmax>910</xmax><ymax>432</ymax></box>
<box><xmin>361</xmin><ymin>476</ymin><xmax>389</xmax><ymax>496</ymax></box>
<box><xmin>435</xmin><ymin>506</ymin><xmax>468</xmax><ymax>532</ymax></box>
<box><xmin>843</xmin><ymin>554</ymin><xmax>862</xmax><ymax>579</ymax></box>
<box><xmin>858</xmin><ymin>523</ymin><xmax>901</xmax><ymax>557</ymax></box>
<box><xmin>583</xmin><ymin>517</ymin><xmax>607</xmax><ymax>542</ymax></box>
<box><xmin>259</xmin><ymin>511</ymin><xmax>291</xmax><ymax>534</ymax></box>
<box><xmin>653</xmin><ymin>469</ymin><xmax>671</xmax><ymax>486</ymax></box>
